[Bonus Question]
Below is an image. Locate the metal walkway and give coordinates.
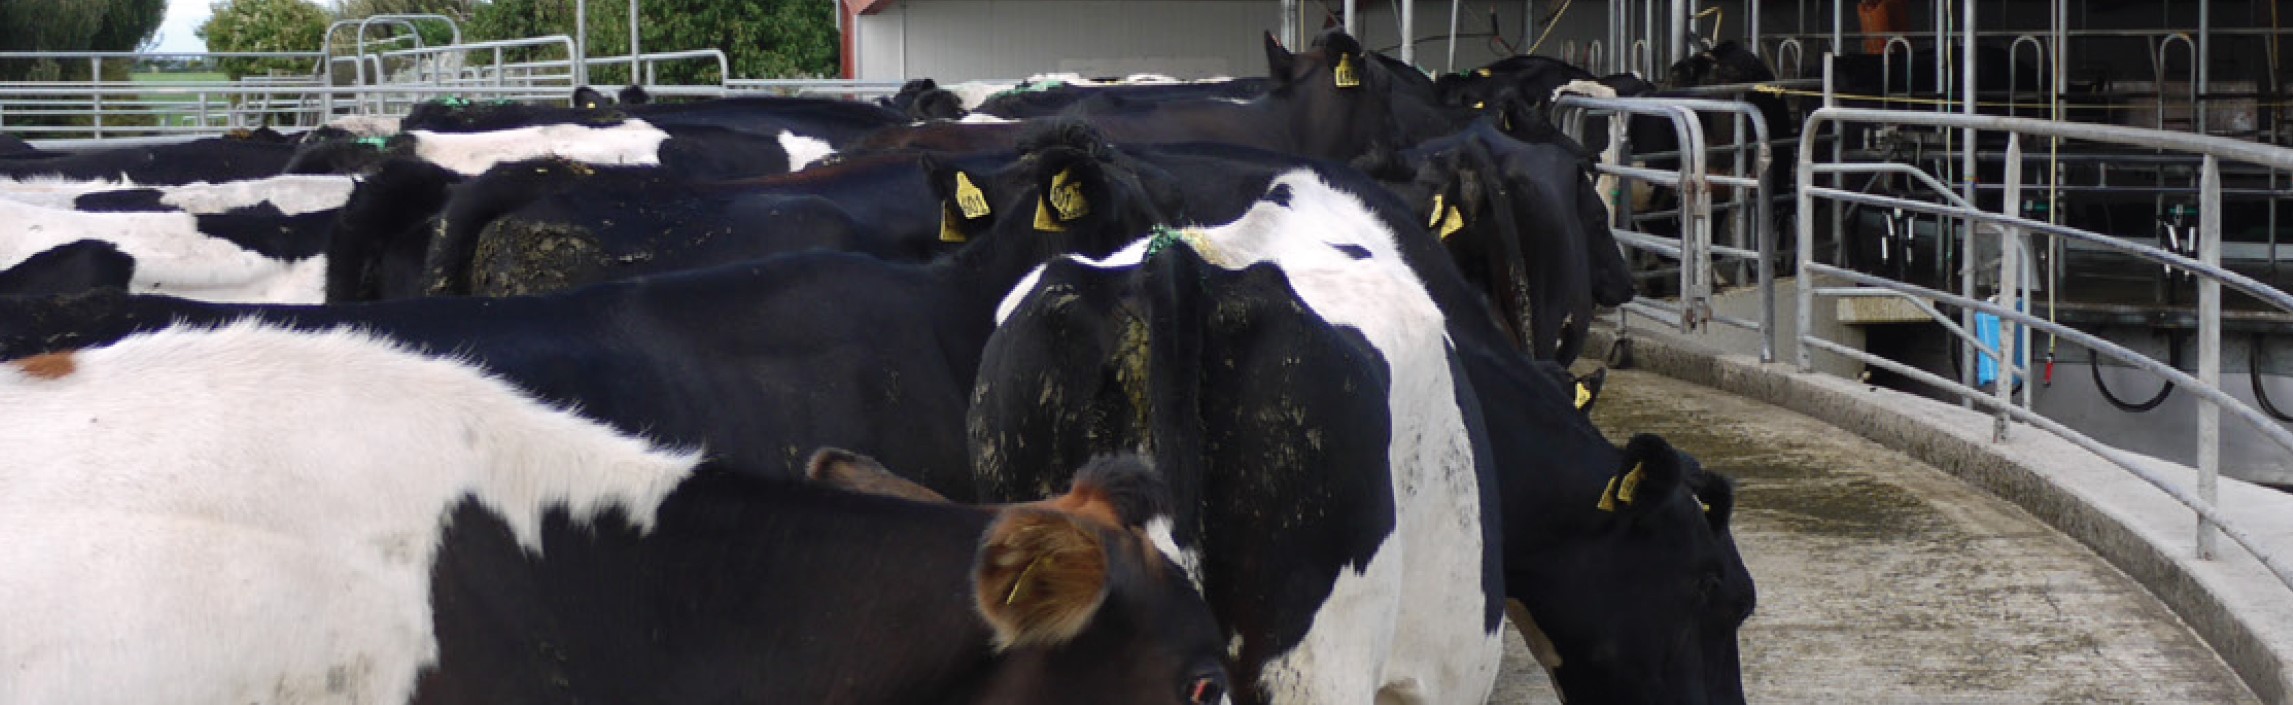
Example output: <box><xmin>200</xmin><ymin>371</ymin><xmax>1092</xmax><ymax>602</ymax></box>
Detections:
<box><xmin>1490</xmin><ymin>368</ymin><xmax>2256</xmax><ymax>704</ymax></box>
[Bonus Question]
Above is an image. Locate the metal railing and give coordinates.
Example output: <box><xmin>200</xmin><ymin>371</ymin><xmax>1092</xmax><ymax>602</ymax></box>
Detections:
<box><xmin>1796</xmin><ymin>101</ymin><xmax>2293</xmax><ymax>590</ymax></box>
<box><xmin>1555</xmin><ymin>93</ymin><xmax>1780</xmax><ymax>363</ymax></box>
<box><xmin>0</xmin><ymin>51</ymin><xmax>328</xmax><ymax>138</ymax></box>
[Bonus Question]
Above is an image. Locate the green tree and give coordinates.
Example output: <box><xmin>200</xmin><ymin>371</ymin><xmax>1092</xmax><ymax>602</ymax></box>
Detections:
<box><xmin>468</xmin><ymin>0</ymin><xmax>835</xmax><ymax>84</ymax></box>
<box><xmin>197</xmin><ymin>0</ymin><xmax>331</xmax><ymax>79</ymax></box>
<box><xmin>0</xmin><ymin>0</ymin><xmax>167</xmax><ymax>80</ymax></box>
<box><xmin>333</xmin><ymin>0</ymin><xmax>477</xmax><ymax>50</ymax></box>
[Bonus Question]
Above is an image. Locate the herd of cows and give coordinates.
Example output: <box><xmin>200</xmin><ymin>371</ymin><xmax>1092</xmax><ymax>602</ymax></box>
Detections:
<box><xmin>0</xmin><ymin>30</ymin><xmax>1782</xmax><ymax>705</ymax></box>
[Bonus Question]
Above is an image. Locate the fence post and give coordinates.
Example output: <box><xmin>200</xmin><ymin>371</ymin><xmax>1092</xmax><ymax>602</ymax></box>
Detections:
<box><xmin>2198</xmin><ymin>154</ymin><xmax>2222</xmax><ymax>560</ymax></box>
<box><xmin>90</xmin><ymin>56</ymin><xmax>103</xmax><ymax>139</ymax></box>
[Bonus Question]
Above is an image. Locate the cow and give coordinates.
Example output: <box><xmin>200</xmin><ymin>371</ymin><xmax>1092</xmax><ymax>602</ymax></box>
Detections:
<box><xmin>1364</xmin><ymin>118</ymin><xmax>1636</xmax><ymax>364</ymax></box>
<box><xmin>0</xmin><ymin>197</ymin><xmax>325</xmax><ymax>303</ymax></box>
<box><xmin>0</xmin><ymin>240</ymin><xmax>133</xmax><ymax>296</ymax></box>
<box><xmin>0</xmin><ymin>321</ymin><xmax>1232</xmax><ymax>705</ymax></box>
<box><xmin>973</xmin><ymin>77</ymin><xmax>1272</xmax><ymax>119</ymax></box>
<box><xmin>0</xmin><ymin>134</ymin><xmax>40</xmax><ymax>156</ymax></box>
<box><xmin>0</xmin><ymin>126</ymin><xmax>1169</xmax><ymax>495</ymax></box>
<box><xmin>0</xmin><ymin>133</ymin><xmax>296</xmax><ymax>184</ymax></box>
<box><xmin>323</xmin><ymin>159</ymin><xmax>464</xmax><ymax>302</ymax></box>
<box><xmin>963</xmin><ymin>158</ymin><xmax>1752</xmax><ymax>703</ymax></box>
<box><xmin>283</xmin><ymin>120</ymin><xmax>803</xmax><ymax>181</ymax></box>
<box><xmin>881</xmin><ymin>78</ymin><xmax>971</xmax><ymax>121</ymax></box>
<box><xmin>853</xmin><ymin>31</ymin><xmax>1405</xmax><ymax>164</ymax></box>
<box><xmin>974</xmin><ymin>175</ymin><xmax>1509</xmax><ymax>704</ymax></box>
<box><xmin>414</xmin><ymin>147</ymin><xmax>1028</xmax><ymax>297</ymax></box>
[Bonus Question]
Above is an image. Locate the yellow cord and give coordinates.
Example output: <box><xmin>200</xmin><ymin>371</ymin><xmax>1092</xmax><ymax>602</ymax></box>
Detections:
<box><xmin>1694</xmin><ymin>6</ymin><xmax>1723</xmax><ymax>47</ymax></box>
<box><xmin>1526</xmin><ymin>0</ymin><xmax>1573</xmax><ymax>56</ymax></box>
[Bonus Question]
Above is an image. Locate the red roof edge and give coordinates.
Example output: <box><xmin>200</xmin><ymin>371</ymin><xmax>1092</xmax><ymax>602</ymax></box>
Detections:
<box><xmin>851</xmin><ymin>0</ymin><xmax>898</xmax><ymax>15</ymax></box>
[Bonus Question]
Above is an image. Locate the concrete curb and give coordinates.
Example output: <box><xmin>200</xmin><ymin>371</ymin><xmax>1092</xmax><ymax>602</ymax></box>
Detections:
<box><xmin>1589</xmin><ymin>324</ymin><xmax>2293</xmax><ymax>705</ymax></box>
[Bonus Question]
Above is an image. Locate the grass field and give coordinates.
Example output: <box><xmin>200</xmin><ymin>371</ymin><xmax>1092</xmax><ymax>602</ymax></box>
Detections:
<box><xmin>128</xmin><ymin>71</ymin><xmax>233</xmax><ymax>126</ymax></box>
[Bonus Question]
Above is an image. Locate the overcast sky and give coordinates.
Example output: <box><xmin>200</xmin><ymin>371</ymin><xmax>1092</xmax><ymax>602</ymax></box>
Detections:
<box><xmin>151</xmin><ymin>0</ymin><xmax>214</xmax><ymax>54</ymax></box>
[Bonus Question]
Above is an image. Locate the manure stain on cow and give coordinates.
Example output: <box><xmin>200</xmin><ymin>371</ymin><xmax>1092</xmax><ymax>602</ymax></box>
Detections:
<box><xmin>474</xmin><ymin>220</ymin><xmax>606</xmax><ymax>296</ymax></box>
<box><xmin>14</xmin><ymin>351</ymin><xmax>76</xmax><ymax>379</ymax></box>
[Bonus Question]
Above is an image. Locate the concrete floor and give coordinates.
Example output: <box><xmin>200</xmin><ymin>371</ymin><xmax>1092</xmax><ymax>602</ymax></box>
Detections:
<box><xmin>1488</xmin><ymin>369</ymin><xmax>2258</xmax><ymax>704</ymax></box>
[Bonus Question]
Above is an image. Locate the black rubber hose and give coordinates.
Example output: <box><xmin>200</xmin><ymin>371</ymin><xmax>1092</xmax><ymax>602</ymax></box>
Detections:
<box><xmin>2252</xmin><ymin>332</ymin><xmax>2293</xmax><ymax>423</ymax></box>
<box><xmin>2091</xmin><ymin>331</ymin><xmax>2180</xmax><ymax>413</ymax></box>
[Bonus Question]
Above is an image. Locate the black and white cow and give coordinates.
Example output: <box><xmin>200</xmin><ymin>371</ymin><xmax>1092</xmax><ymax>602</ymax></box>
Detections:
<box><xmin>0</xmin><ymin>127</ymin><xmax>1168</xmax><ymax>495</ymax></box>
<box><xmin>854</xmin><ymin>32</ymin><xmax>1405</xmax><ymax>164</ymax></box>
<box><xmin>0</xmin><ymin>322</ymin><xmax>1231</xmax><ymax>705</ymax></box>
<box><xmin>285</xmin><ymin>120</ymin><xmax>796</xmax><ymax>180</ymax></box>
<box><xmin>0</xmin><ymin>240</ymin><xmax>133</xmax><ymax>297</ymax></box>
<box><xmin>414</xmin><ymin>147</ymin><xmax>1034</xmax><ymax>297</ymax></box>
<box><xmin>0</xmin><ymin>133</ymin><xmax>296</xmax><ymax>184</ymax></box>
<box><xmin>1367</xmin><ymin>118</ymin><xmax>1636</xmax><ymax>364</ymax></box>
<box><xmin>975</xmin><ymin>173</ymin><xmax>1510</xmax><ymax>703</ymax></box>
<box><xmin>0</xmin><ymin>196</ymin><xmax>326</xmax><ymax>303</ymax></box>
<box><xmin>968</xmin><ymin>158</ymin><xmax>1753</xmax><ymax>704</ymax></box>
<box><xmin>973</xmin><ymin>77</ymin><xmax>1273</xmax><ymax>119</ymax></box>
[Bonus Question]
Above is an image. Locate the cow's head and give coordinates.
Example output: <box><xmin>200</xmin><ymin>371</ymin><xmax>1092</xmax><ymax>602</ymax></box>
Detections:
<box><xmin>970</xmin><ymin>454</ymin><xmax>1231</xmax><ymax>705</ymax></box>
<box><xmin>938</xmin><ymin>120</ymin><xmax>1180</xmax><ymax>265</ymax></box>
<box><xmin>1513</xmin><ymin>433</ymin><xmax>1753</xmax><ymax>705</ymax></box>
<box><xmin>812</xmin><ymin>450</ymin><xmax>1231</xmax><ymax>705</ymax></box>
<box><xmin>1666</xmin><ymin>41</ymin><xmax>1770</xmax><ymax>88</ymax></box>
<box><xmin>1263</xmin><ymin>30</ymin><xmax>1402</xmax><ymax>161</ymax></box>
<box><xmin>283</xmin><ymin>132</ymin><xmax>411</xmax><ymax>175</ymax></box>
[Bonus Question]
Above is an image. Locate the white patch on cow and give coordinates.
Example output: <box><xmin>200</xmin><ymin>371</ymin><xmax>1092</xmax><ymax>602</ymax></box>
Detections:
<box><xmin>0</xmin><ymin>200</ymin><xmax>326</xmax><ymax>303</ymax></box>
<box><xmin>944</xmin><ymin>80</ymin><xmax>1021</xmax><ymax>110</ymax></box>
<box><xmin>410</xmin><ymin>119</ymin><xmax>671</xmax><ymax>176</ymax></box>
<box><xmin>776</xmin><ymin>130</ymin><xmax>836</xmax><ymax>171</ymax></box>
<box><xmin>0</xmin><ymin>175</ymin><xmax>138</xmax><ymax>207</ymax></box>
<box><xmin>1122</xmin><ymin>73</ymin><xmax>1181</xmax><ymax>84</ymax></box>
<box><xmin>994</xmin><ymin>237</ymin><xmax>1155</xmax><ymax>325</ymax></box>
<box><xmin>1143</xmin><ymin>516</ymin><xmax>1204</xmax><ymax>587</ymax></box>
<box><xmin>1009</xmin><ymin>173</ymin><xmax>1504</xmax><ymax>704</ymax></box>
<box><xmin>0</xmin><ymin>322</ymin><xmax>701</xmax><ymax>705</ymax></box>
<box><xmin>159</xmin><ymin>175</ymin><xmax>358</xmax><ymax>215</ymax></box>
<box><xmin>326</xmin><ymin>114</ymin><xmax>404</xmax><ymax>137</ymax></box>
<box><xmin>954</xmin><ymin>113</ymin><xmax>1017</xmax><ymax>124</ymax></box>
<box><xmin>0</xmin><ymin>175</ymin><xmax>355</xmax><ymax>215</ymax></box>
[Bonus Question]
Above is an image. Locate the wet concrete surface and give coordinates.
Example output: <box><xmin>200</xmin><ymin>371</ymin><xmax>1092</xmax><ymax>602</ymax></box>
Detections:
<box><xmin>1488</xmin><ymin>368</ymin><xmax>2258</xmax><ymax>704</ymax></box>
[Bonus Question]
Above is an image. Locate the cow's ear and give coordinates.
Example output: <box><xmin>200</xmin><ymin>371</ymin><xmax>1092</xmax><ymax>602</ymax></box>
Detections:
<box><xmin>1572</xmin><ymin>367</ymin><xmax>1607</xmax><ymax>415</ymax></box>
<box><xmin>974</xmin><ymin>509</ymin><xmax>1112</xmax><ymax>649</ymax></box>
<box><xmin>921</xmin><ymin>155</ymin><xmax>994</xmax><ymax>243</ymax></box>
<box><xmin>571</xmin><ymin>86</ymin><xmax>607</xmax><ymax>110</ymax></box>
<box><xmin>1264</xmin><ymin>32</ymin><xmax>1297</xmax><ymax>83</ymax></box>
<box><xmin>1597</xmin><ymin>434</ymin><xmax>1688</xmax><ymax>513</ymax></box>
<box><xmin>1043</xmin><ymin>454</ymin><xmax>1171</xmax><ymax>530</ymax></box>
<box><xmin>804</xmin><ymin>448</ymin><xmax>948</xmax><ymax>503</ymax></box>
<box><xmin>617</xmin><ymin>85</ymin><xmax>651</xmax><ymax>106</ymax></box>
<box><xmin>1028</xmin><ymin>149</ymin><xmax>1107</xmax><ymax>233</ymax></box>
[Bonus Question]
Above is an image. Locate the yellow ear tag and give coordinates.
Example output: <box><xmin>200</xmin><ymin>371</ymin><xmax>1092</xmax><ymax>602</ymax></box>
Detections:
<box><xmin>1033</xmin><ymin>197</ymin><xmax>1067</xmax><ymax>232</ymax></box>
<box><xmin>1438</xmin><ymin>205</ymin><xmax>1466</xmax><ymax>240</ymax></box>
<box><xmin>1427</xmin><ymin>194</ymin><xmax>1447</xmax><ymax>228</ymax></box>
<box><xmin>939</xmin><ymin>205</ymin><xmax>969</xmax><ymax>243</ymax></box>
<box><xmin>1474</xmin><ymin>67</ymin><xmax>1493</xmax><ymax>78</ymax></box>
<box><xmin>1334</xmin><ymin>54</ymin><xmax>1361</xmax><ymax>89</ymax></box>
<box><xmin>1473</xmin><ymin>101</ymin><xmax>1486</xmax><ymax>110</ymax></box>
<box><xmin>1616</xmin><ymin>463</ymin><xmax>1646</xmax><ymax>505</ymax></box>
<box><xmin>954</xmin><ymin>171</ymin><xmax>991</xmax><ymax>219</ymax></box>
<box><xmin>1574</xmin><ymin>381</ymin><xmax>1594</xmax><ymax>410</ymax></box>
<box><xmin>1047</xmin><ymin>167</ymin><xmax>1089</xmax><ymax>221</ymax></box>
<box><xmin>1596</xmin><ymin>475</ymin><xmax>1620</xmax><ymax>512</ymax></box>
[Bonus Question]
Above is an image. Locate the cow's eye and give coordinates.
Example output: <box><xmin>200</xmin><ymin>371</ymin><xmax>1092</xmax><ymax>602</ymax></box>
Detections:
<box><xmin>1186</xmin><ymin>675</ymin><xmax>1225</xmax><ymax>704</ymax></box>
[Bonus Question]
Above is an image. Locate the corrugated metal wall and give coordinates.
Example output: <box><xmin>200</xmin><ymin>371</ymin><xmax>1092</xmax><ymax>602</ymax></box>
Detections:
<box><xmin>852</xmin><ymin>0</ymin><xmax>1777</xmax><ymax>83</ymax></box>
